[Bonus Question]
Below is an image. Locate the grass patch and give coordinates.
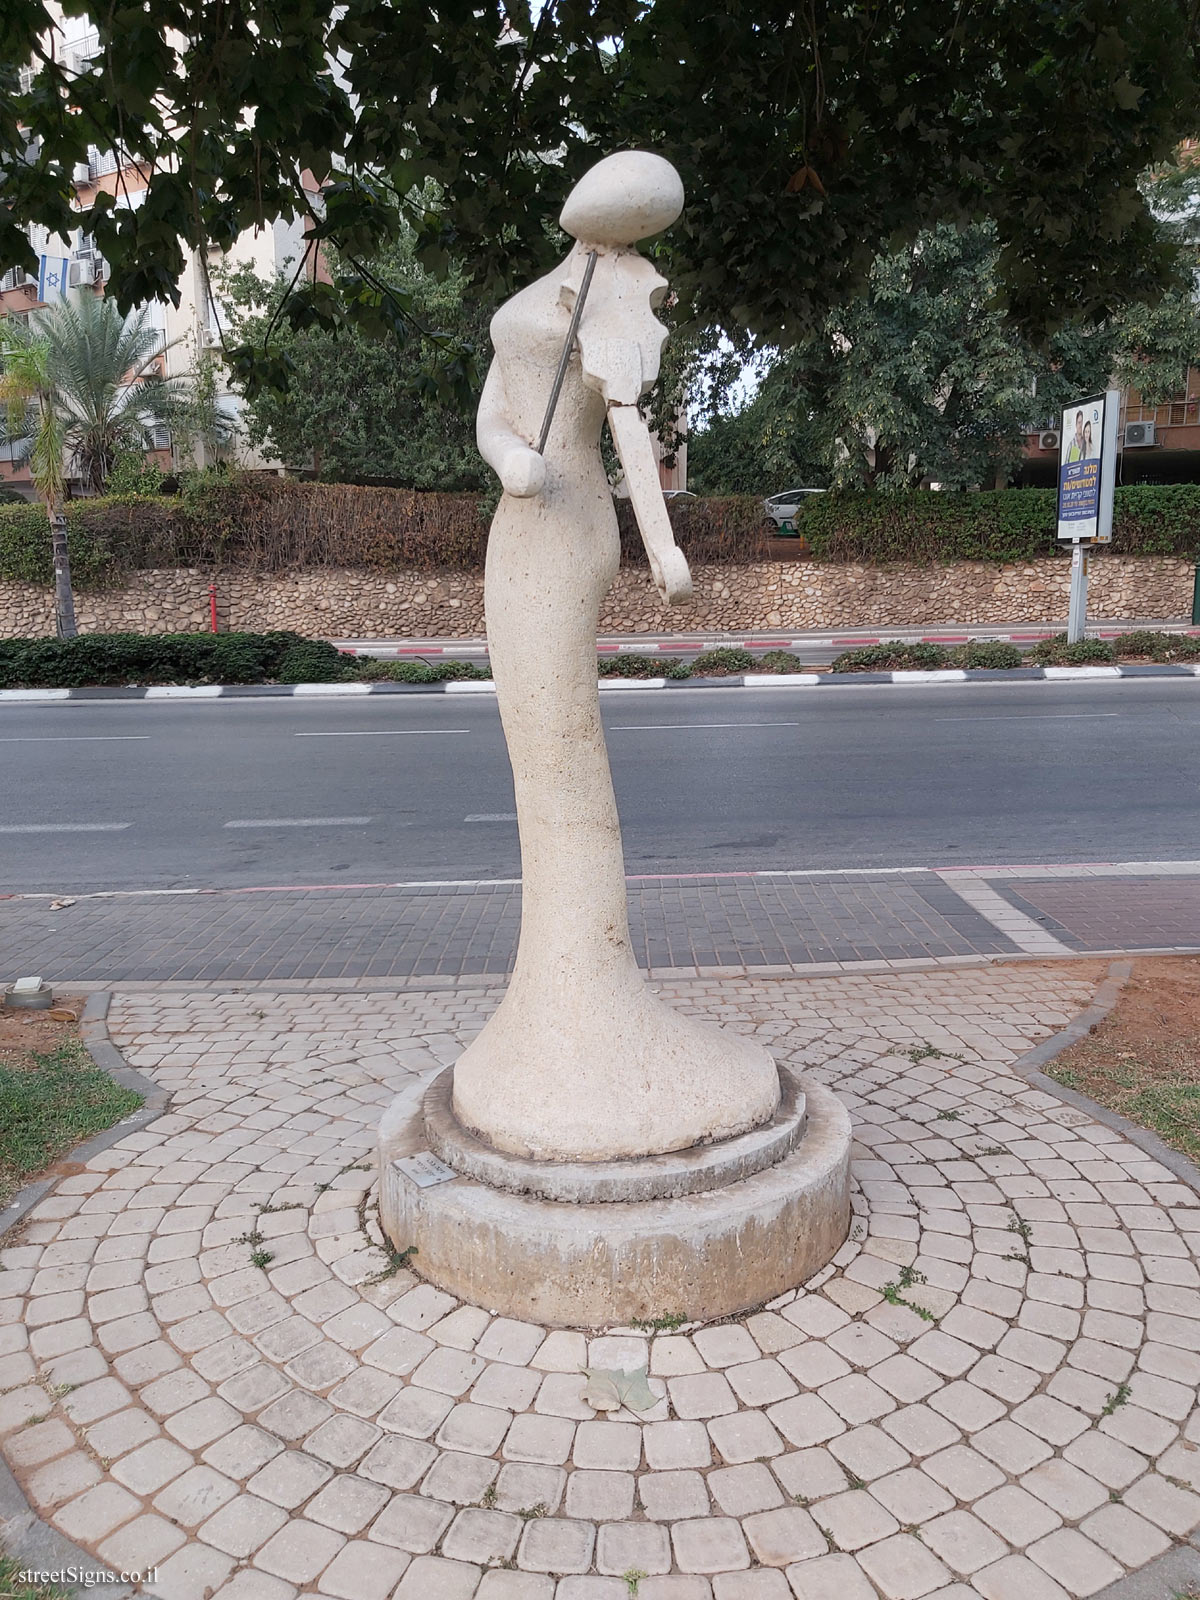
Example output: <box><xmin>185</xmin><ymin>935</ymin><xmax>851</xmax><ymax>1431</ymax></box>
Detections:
<box><xmin>1046</xmin><ymin>957</ymin><xmax>1200</xmax><ymax>1166</ymax></box>
<box><xmin>0</xmin><ymin>1039</ymin><xmax>142</xmax><ymax>1208</ymax></box>
<box><xmin>0</xmin><ymin>1554</ymin><xmax>73</xmax><ymax>1600</ymax></box>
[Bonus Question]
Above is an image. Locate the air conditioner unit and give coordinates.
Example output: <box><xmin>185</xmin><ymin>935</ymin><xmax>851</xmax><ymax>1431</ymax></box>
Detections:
<box><xmin>1124</xmin><ymin>421</ymin><xmax>1157</xmax><ymax>448</ymax></box>
<box><xmin>69</xmin><ymin>259</ymin><xmax>95</xmax><ymax>286</ymax></box>
<box><xmin>1038</xmin><ymin>430</ymin><xmax>1060</xmax><ymax>451</ymax></box>
<box><xmin>72</xmin><ymin>162</ymin><xmax>91</xmax><ymax>184</ymax></box>
<box><xmin>200</xmin><ymin>328</ymin><xmax>221</xmax><ymax>347</ymax></box>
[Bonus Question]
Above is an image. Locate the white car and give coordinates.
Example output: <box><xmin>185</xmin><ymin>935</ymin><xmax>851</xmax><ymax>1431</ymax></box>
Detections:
<box><xmin>763</xmin><ymin>486</ymin><xmax>825</xmax><ymax>531</ymax></box>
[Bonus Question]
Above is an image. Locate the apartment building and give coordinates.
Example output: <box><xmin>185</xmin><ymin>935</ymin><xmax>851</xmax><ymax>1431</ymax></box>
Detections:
<box><xmin>0</xmin><ymin>12</ymin><xmax>321</xmax><ymax>498</ymax></box>
<box><xmin>1019</xmin><ymin>371</ymin><xmax>1200</xmax><ymax>488</ymax></box>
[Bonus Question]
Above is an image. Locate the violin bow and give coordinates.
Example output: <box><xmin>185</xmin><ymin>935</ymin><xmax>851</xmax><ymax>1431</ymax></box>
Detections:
<box><xmin>535</xmin><ymin>250</ymin><xmax>599</xmax><ymax>456</ymax></box>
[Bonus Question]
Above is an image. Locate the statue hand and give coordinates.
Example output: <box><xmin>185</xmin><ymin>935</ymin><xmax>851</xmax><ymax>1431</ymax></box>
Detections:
<box><xmin>500</xmin><ymin>446</ymin><xmax>546</xmax><ymax>498</ymax></box>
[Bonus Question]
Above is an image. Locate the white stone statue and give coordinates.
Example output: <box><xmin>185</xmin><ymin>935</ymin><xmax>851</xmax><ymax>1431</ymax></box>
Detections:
<box><xmin>452</xmin><ymin>151</ymin><xmax>779</xmax><ymax>1163</ymax></box>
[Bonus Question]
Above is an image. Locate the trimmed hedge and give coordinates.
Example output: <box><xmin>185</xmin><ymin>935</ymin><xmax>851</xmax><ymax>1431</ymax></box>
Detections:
<box><xmin>804</xmin><ymin>484</ymin><xmax>1200</xmax><ymax>564</ymax></box>
<box><xmin>0</xmin><ymin>630</ymin><xmax>319</xmax><ymax>687</ymax></box>
<box><xmin>830</xmin><ymin>632</ymin><xmax>1199</xmax><ymax>671</ymax></box>
<box><xmin>3</xmin><ymin>627</ymin><xmax>1197</xmax><ymax>688</ymax></box>
<box><xmin>0</xmin><ymin>477</ymin><xmax>769</xmax><ymax>589</ymax></box>
<box><xmin>6</xmin><ymin>479</ymin><xmax>1200</xmax><ymax>592</ymax></box>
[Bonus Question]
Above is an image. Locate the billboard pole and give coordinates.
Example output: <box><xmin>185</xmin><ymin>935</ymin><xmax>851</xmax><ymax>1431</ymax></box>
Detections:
<box><xmin>1067</xmin><ymin>544</ymin><xmax>1089</xmax><ymax>643</ymax></box>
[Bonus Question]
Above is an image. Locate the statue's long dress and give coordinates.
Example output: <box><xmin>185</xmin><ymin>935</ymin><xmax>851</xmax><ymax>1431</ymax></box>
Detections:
<box><xmin>451</xmin><ymin>253</ymin><xmax>778</xmax><ymax>1163</ymax></box>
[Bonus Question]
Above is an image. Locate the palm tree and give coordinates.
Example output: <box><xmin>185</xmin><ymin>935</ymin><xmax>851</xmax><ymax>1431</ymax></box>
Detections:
<box><xmin>0</xmin><ymin>292</ymin><xmax>181</xmax><ymax>637</ymax></box>
<box><xmin>0</xmin><ymin>328</ymin><xmax>75</xmax><ymax>636</ymax></box>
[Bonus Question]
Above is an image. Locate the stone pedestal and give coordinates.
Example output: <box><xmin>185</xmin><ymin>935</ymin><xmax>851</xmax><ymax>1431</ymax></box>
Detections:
<box><xmin>378</xmin><ymin>1064</ymin><xmax>852</xmax><ymax>1327</ymax></box>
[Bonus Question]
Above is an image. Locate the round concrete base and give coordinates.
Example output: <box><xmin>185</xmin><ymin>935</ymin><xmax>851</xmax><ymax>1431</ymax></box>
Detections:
<box><xmin>377</xmin><ymin>1066</ymin><xmax>852</xmax><ymax>1327</ymax></box>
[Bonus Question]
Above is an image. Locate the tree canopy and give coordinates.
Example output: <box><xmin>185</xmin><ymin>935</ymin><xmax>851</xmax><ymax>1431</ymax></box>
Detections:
<box><xmin>688</xmin><ymin>199</ymin><xmax>1200</xmax><ymax>494</ymax></box>
<box><xmin>3</xmin><ymin>1</ymin><xmax>1199</xmax><ymax>391</ymax></box>
<box><xmin>219</xmin><ymin>236</ymin><xmax>492</xmax><ymax>487</ymax></box>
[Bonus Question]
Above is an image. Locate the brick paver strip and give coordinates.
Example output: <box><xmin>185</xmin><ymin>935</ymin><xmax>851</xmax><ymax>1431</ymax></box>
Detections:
<box><xmin>3</xmin><ymin>964</ymin><xmax>1200</xmax><ymax>1598</ymax></box>
<box><xmin>0</xmin><ymin>873</ymin><xmax>1018</xmax><ymax>983</ymax></box>
<box><xmin>997</xmin><ymin>877</ymin><xmax>1200</xmax><ymax>953</ymax></box>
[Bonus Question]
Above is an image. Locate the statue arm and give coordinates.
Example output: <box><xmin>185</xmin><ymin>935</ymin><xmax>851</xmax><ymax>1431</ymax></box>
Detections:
<box><xmin>608</xmin><ymin>403</ymin><xmax>692</xmax><ymax>607</ymax></box>
<box><xmin>477</xmin><ymin>359</ymin><xmax>546</xmax><ymax>498</ymax></box>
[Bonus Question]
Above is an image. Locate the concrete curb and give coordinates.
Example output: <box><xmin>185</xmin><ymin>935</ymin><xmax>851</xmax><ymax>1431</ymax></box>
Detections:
<box><xmin>1007</xmin><ymin>958</ymin><xmax>1200</xmax><ymax>1196</ymax></box>
<box><xmin>0</xmin><ymin>994</ymin><xmax>165</xmax><ymax>1599</ymax></box>
<box><xmin>1</xmin><ymin>664</ymin><xmax>1199</xmax><ymax>703</ymax></box>
<box><xmin>1092</xmin><ymin>1539</ymin><xmax>1200</xmax><ymax>1600</ymax></box>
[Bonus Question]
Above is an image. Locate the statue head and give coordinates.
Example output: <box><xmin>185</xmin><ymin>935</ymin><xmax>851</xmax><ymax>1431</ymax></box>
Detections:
<box><xmin>559</xmin><ymin>151</ymin><xmax>684</xmax><ymax>247</ymax></box>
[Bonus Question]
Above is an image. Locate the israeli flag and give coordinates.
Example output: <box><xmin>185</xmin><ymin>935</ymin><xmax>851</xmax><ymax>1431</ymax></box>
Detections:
<box><xmin>37</xmin><ymin>254</ymin><xmax>69</xmax><ymax>299</ymax></box>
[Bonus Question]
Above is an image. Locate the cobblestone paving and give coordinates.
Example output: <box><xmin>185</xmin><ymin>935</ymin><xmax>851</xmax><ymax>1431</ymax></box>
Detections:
<box><xmin>4</xmin><ymin>966</ymin><xmax>1200</xmax><ymax>1600</ymax></box>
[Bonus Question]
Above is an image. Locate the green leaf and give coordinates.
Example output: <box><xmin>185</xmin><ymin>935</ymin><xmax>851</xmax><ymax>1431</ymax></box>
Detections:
<box><xmin>582</xmin><ymin>1367</ymin><xmax>658</xmax><ymax>1413</ymax></box>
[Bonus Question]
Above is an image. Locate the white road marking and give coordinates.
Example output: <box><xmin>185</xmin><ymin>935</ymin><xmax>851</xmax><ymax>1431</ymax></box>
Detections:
<box><xmin>943</xmin><ymin>879</ymin><xmax>1074</xmax><ymax>957</ymax></box>
<box><xmin>0</xmin><ymin>735</ymin><xmax>152</xmax><ymax>742</ymax></box>
<box><xmin>611</xmin><ymin>722</ymin><xmax>801</xmax><ymax>731</ymax></box>
<box><xmin>224</xmin><ymin>817</ymin><xmax>372</xmax><ymax>828</ymax></box>
<box><xmin>0</xmin><ymin>822</ymin><xmax>132</xmax><ymax>833</ymax></box>
<box><xmin>290</xmin><ymin>683</ymin><xmax>372</xmax><ymax>696</ymax></box>
<box><xmin>145</xmin><ymin>685</ymin><xmax>223</xmax><ymax>699</ymax></box>
<box><xmin>743</xmin><ymin>674</ymin><xmax>821</xmax><ymax>687</ymax></box>
<box><xmin>8</xmin><ymin>858</ymin><xmax>1200</xmax><ymax>900</ymax></box>
<box><xmin>936</xmin><ymin>713</ymin><xmax>1123</xmax><ymax>722</ymax></box>
<box><xmin>891</xmin><ymin>670</ymin><xmax>968</xmax><ymax>684</ymax></box>
<box><xmin>1042</xmin><ymin>665</ymin><xmax>1122</xmax><ymax>680</ymax></box>
<box><xmin>294</xmin><ymin>730</ymin><xmax>471</xmax><ymax>738</ymax></box>
<box><xmin>465</xmin><ymin>813</ymin><xmax>517</xmax><ymax>822</ymax></box>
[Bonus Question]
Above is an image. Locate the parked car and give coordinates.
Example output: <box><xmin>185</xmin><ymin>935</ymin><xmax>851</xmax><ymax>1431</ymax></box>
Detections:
<box><xmin>763</xmin><ymin>486</ymin><xmax>825</xmax><ymax>532</ymax></box>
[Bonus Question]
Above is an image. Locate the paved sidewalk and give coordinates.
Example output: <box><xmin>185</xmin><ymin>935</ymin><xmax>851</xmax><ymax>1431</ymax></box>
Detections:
<box><xmin>3</xmin><ymin>963</ymin><xmax>1200</xmax><ymax>1600</ymax></box>
<box><xmin>3</xmin><ymin>868</ymin><xmax>1198</xmax><ymax>985</ymax></box>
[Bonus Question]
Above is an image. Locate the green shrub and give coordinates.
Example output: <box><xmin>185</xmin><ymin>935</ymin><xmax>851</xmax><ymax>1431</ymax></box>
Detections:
<box><xmin>803</xmin><ymin>484</ymin><xmax>1200</xmax><ymax>565</ymax></box>
<box><xmin>1028</xmin><ymin>634</ymin><xmax>1116</xmax><ymax>666</ymax></box>
<box><xmin>689</xmin><ymin>647</ymin><xmax>756</xmax><ymax>675</ymax></box>
<box><xmin>947</xmin><ymin>641</ymin><xmax>1024</xmax><ymax>670</ymax></box>
<box><xmin>754</xmin><ymin>650</ymin><xmax>807</xmax><ymax>673</ymax></box>
<box><xmin>207</xmin><ymin>636</ymin><xmax>272</xmax><ymax>683</ymax></box>
<box><xmin>435</xmin><ymin>658</ymin><xmax>492</xmax><ymax>680</ymax></box>
<box><xmin>598</xmin><ymin>653</ymin><xmax>666</xmax><ymax>677</ymax></box>
<box><xmin>0</xmin><ymin>629</ymin><xmax>327</xmax><ymax>687</ymax></box>
<box><xmin>1110</xmin><ymin>629</ymin><xmax>1200</xmax><ymax>662</ymax></box>
<box><xmin>665</xmin><ymin>661</ymin><xmax>693</xmax><ymax>679</ymax></box>
<box><xmin>830</xmin><ymin>642</ymin><xmax>950</xmax><ymax>672</ymax></box>
<box><xmin>357</xmin><ymin>658</ymin><xmax>439</xmax><ymax>682</ymax></box>
<box><xmin>357</xmin><ymin>656</ymin><xmax>492</xmax><ymax>681</ymax></box>
<box><xmin>0</xmin><ymin>499</ymin><xmax>123</xmax><ymax>587</ymax></box>
<box><xmin>275</xmin><ymin>640</ymin><xmax>355</xmax><ymax>683</ymax></box>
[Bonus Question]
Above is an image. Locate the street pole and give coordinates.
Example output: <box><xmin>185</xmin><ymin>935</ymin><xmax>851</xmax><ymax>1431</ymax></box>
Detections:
<box><xmin>1067</xmin><ymin>542</ymin><xmax>1089</xmax><ymax>643</ymax></box>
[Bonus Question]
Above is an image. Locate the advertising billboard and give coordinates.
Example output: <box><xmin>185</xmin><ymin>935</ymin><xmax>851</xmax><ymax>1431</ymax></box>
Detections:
<box><xmin>1056</xmin><ymin>391</ymin><xmax>1118</xmax><ymax>543</ymax></box>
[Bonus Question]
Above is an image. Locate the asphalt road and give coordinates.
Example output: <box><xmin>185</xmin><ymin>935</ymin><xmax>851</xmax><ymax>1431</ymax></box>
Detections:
<box><xmin>2</xmin><ymin>679</ymin><xmax>1198</xmax><ymax>894</ymax></box>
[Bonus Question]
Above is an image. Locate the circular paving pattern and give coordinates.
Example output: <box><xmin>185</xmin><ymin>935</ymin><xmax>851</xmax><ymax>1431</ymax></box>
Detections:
<box><xmin>3</xmin><ymin>966</ymin><xmax>1200</xmax><ymax>1600</ymax></box>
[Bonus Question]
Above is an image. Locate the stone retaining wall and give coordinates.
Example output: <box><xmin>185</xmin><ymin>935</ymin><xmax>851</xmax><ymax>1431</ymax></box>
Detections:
<box><xmin>0</xmin><ymin>555</ymin><xmax>1192</xmax><ymax>638</ymax></box>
